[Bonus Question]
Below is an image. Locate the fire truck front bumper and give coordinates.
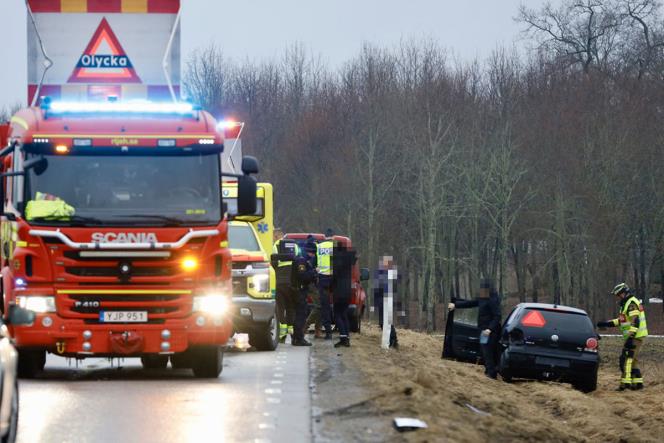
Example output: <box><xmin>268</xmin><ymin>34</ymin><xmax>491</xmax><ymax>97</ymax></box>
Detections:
<box><xmin>12</xmin><ymin>313</ymin><xmax>233</xmax><ymax>357</ymax></box>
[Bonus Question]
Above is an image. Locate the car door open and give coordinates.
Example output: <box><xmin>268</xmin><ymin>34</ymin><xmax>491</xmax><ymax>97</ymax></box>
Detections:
<box><xmin>442</xmin><ymin>299</ymin><xmax>482</xmax><ymax>363</ymax></box>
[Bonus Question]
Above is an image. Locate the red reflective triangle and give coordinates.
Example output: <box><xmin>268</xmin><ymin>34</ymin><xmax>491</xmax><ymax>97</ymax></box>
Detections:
<box><xmin>68</xmin><ymin>18</ymin><xmax>141</xmax><ymax>84</ymax></box>
<box><xmin>521</xmin><ymin>310</ymin><xmax>546</xmax><ymax>328</ymax></box>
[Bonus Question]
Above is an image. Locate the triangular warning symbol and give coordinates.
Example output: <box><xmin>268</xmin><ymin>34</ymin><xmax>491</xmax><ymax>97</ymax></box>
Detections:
<box><xmin>521</xmin><ymin>310</ymin><xmax>547</xmax><ymax>328</ymax></box>
<box><xmin>68</xmin><ymin>18</ymin><xmax>141</xmax><ymax>84</ymax></box>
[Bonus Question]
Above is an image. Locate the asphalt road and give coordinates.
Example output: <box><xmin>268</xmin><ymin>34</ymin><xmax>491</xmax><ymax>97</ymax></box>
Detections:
<box><xmin>16</xmin><ymin>345</ymin><xmax>311</xmax><ymax>443</ymax></box>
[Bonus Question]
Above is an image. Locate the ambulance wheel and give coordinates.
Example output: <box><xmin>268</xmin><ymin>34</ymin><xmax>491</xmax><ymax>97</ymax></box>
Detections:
<box><xmin>17</xmin><ymin>349</ymin><xmax>45</xmax><ymax>379</ymax></box>
<box><xmin>250</xmin><ymin>317</ymin><xmax>279</xmax><ymax>351</ymax></box>
<box><xmin>141</xmin><ymin>354</ymin><xmax>169</xmax><ymax>370</ymax></box>
<box><xmin>191</xmin><ymin>346</ymin><xmax>224</xmax><ymax>378</ymax></box>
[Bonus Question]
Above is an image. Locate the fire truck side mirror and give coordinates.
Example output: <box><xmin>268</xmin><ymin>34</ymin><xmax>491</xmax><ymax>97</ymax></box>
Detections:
<box><xmin>360</xmin><ymin>268</ymin><xmax>370</xmax><ymax>281</ymax></box>
<box><xmin>241</xmin><ymin>156</ymin><xmax>259</xmax><ymax>175</ymax></box>
<box><xmin>237</xmin><ymin>175</ymin><xmax>257</xmax><ymax>215</ymax></box>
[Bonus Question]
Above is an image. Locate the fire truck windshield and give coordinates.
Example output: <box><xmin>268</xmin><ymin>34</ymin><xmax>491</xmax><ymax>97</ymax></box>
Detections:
<box><xmin>23</xmin><ymin>150</ymin><xmax>222</xmax><ymax>226</ymax></box>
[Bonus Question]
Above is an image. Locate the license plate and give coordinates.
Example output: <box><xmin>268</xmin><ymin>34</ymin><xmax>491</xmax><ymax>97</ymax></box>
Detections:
<box><xmin>100</xmin><ymin>311</ymin><xmax>148</xmax><ymax>323</ymax></box>
<box><xmin>535</xmin><ymin>356</ymin><xmax>570</xmax><ymax>368</ymax></box>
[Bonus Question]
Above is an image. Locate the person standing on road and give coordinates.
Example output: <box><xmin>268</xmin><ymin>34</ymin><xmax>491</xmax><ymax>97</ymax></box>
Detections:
<box><xmin>448</xmin><ymin>279</ymin><xmax>502</xmax><ymax>379</ymax></box>
<box><xmin>373</xmin><ymin>257</ymin><xmax>389</xmax><ymax>328</ymax></box>
<box><xmin>596</xmin><ymin>282</ymin><xmax>648</xmax><ymax>391</ymax></box>
<box><xmin>316</xmin><ymin>229</ymin><xmax>335</xmax><ymax>340</ymax></box>
<box><xmin>292</xmin><ymin>242</ymin><xmax>318</xmax><ymax>346</ymax></box>
<box><xmin>272</xmin><ymin>229</ymin><xmax>299</xmax><ymax>342</ymax></box>
<box><xmin>331</xmin><ymin>243</ymin><xmax>356</xmax><ymax>348</ymax></box>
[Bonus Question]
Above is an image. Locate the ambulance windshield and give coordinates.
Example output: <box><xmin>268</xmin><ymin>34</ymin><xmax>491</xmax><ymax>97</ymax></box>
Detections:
<box><xmin>23</xmin><ymin>150</ymin><xmax>221</xmax><ymax>226</ymax></box>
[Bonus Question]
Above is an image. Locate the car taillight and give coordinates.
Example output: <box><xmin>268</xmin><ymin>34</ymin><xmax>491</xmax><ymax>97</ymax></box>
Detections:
<box><xmin>584</xmin><ymin>337</ymin><xmax>598</xmax><ymax>352</ymax></box>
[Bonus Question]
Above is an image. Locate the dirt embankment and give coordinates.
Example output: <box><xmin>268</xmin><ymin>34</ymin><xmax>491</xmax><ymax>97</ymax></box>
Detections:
<box><xmin>312</xmin><ymin>324</ymin><xmax>664</xmax><ymax>443</ymax></box>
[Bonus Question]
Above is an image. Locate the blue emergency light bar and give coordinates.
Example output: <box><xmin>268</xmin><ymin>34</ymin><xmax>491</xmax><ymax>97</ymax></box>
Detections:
<box><xmin>42</xmin><ymin>100</ymin><xmax>197</xmax><ymax>115</ymax></box>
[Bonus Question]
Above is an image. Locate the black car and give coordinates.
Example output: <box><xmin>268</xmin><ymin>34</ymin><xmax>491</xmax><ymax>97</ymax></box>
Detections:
<box><xmin>443</xmin><ymin>302</ymin><xmax>599</xmax><ymax>392</ymax></box>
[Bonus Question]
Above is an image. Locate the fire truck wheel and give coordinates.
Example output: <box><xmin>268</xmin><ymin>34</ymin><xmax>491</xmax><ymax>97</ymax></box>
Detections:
<box><xmin>170</xmin><ymin>352</ymin><xmax>192</xmax><ymax>369</ymax></box>
<box><xmin>249</xmin><ymin>316</ymin><xmax>279</xmax><ymax>351</ymax></box>
<box><xmin>191</xmin><ymin>346</ymin><xmax>224</xmax><ymax>378</ymax></box>
<box><xmin>17</xmin><ymin>349</ymin><xmax>45</xmax><ymax>379</ymax></box>
<box><xmin>140</xmin><ymin>354</ymin><xmax>169</xmax><ymax>370</ymax></box>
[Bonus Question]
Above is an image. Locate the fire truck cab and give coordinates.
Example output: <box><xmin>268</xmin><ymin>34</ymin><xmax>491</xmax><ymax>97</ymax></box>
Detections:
<box><xmin>0</xmin><ymin>100</ymin><xmax>258</xmax><ymax>378</ymax></box>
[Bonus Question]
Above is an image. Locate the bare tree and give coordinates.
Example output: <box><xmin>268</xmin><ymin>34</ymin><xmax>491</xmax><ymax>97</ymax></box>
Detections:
<box><xmin>518</xmin><ymin>0</ymin><xmax>621</xmax><ymax>72</ymax></box>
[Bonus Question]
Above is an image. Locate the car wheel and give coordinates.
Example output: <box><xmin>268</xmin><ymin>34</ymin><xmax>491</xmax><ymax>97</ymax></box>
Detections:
<box><xmin>140</xmin><ymin>354</ymin><xmax>169</xmax><ymax>370</ymax></box>
<box><xmin>191</xmin><ymin>346</ymin><xmax>224</xmax><ymax>378</ymax></box>
<box><xmin>498</xmin><ymin>352</ymin><xmax>512</xmax><ymax>382</ymax></box>
<box><xmin>17</xmin><ymin>349</ymin><xmax>46</xmax><ymax>379</ymax></box>
<box><xmin>573</xmin><ymin>375</ymin><xmax>598</xmax><ymax>393</ymax></box>
<box><xmin>349</xmin><ymin>310</ymin><xmax>361</xmax><ymax>333</ymax></box>
<box><xmin>1</xmin><ymin>381</ymin><xmax>18</xmax><ymax>443</ymax></box>
<box><xmin>249</xmin><ymin>317</ymin><xmax>279</xmax><ymax>351</ymax></box>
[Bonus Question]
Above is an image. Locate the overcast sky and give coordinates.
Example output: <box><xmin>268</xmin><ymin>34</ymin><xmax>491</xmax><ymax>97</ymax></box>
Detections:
<box><xmin>0</xmin><ymin>0</ymin><xmax>552</xmax><ymax>108</ymax></box>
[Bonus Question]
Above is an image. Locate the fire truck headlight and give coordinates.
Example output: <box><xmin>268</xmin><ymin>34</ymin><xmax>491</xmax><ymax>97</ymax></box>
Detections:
<box><xmin>16</xmin><ymin>296</ymin><xmax>56</xmax><ymax>313</ymax></box>
<box><xmin>181</xmin><ymin>257</ymin><xmax>199</xmax><ymax>272</ymax></box>
<box><xmin>251</xmin><ymin>274</ymin><xmax>270</xmax><ymax>294</ymax></box>
<box><xmin>192</xmin><ymin>295</ymin><xmax>229</xmax><ymax>316</ymax></box>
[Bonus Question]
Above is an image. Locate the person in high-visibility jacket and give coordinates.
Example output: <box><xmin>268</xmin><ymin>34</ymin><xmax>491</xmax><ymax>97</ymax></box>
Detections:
<box><xmin>597</xmin><ymin>283</ymin><xmax>648</xmax><ymax>391</ymax></box>
<box><xmin>316</xmin><ymin>229</ymin><xmax>335</xmax><ymax>340</ymax></box>
<box><xmin>272</xmin><ymin>229</ymin><xmax>299</xmax><ymax>342</ymax></box>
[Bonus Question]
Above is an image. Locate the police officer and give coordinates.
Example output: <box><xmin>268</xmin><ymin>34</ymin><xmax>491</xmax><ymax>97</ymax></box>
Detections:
<box><xmin>332</xmin><ymin>243</ymin><xmax>356</xmax><ymax>348</ymax></box>
<box><xmin>597</xmin><ymin>283</ymin><xmax>648</xmax><ymax>390</ymax></box>
<box><xmin>448</xmin><ymin>279</ymin><xmax>502</xmax><ymax>379</ymax></box>
<box><xmin>292</xmin><ymin>242</ymin><xmax>318</xmax><ymax>346</ymax></box>
<box><xmin>272</xmin><ymin>229</ymin><xmax>299</xmax><ymax>342</ymax></box>
<box><xmin>317</xmin><ymin>229</ymin><xmax>335</xmax><ymax>339</ymax></box>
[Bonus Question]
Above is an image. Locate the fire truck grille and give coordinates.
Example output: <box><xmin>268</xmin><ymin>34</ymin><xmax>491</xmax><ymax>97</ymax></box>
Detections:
<box><xmin>58</xmin><ymin>292</ymin><xmax>191</xmax><ymax>323</ymax></box>
<box><xmin>65</xmin><ymin>266</ymin><xmax>176</xmax><ymax>278</ymax></box>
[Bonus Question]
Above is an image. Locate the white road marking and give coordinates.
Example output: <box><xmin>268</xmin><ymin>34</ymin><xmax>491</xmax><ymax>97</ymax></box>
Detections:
<box><xmin>270</xmin><ymin>380</ymin><xmax>283</xmax><ymax>385</ymax></box>
<box><xmin>264</xmin><ymin>388</ymin><xmax>282</xmax><ymax>395</ymax></box>
<box><xmin>267</xmin><ymin>397</ymin><xmax>281</xmax><ymax>404</ymax></box>
<box><xmin>258</xmin><ymin>423</ymin><xmax>276</xmax><ymax>430</ymax></box>
<box><xmin>273</xmin><ymin>373</ymin><xmax>284</xmax><ymax>378</ymax></box>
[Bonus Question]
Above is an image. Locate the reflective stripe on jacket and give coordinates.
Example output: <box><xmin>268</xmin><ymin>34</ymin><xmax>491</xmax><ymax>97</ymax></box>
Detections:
<box><xmin>611</xmin><ymin>296</ymin><xmax>648</xmax><ymax>339</ymax></box>
<box><xmin>273</xmin><ymin>240</ymin><xmax>300</xmax><ymax>267</ymax></box>
<box><xmin>316</xmin><ymin>240</ymin><xmax>333</xmax><ymax>276</ymax></box>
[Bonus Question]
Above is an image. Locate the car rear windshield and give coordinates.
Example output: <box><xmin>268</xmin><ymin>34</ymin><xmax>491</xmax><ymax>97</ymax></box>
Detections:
<box><xmin>520</xmin><ymin>308</ymin><xmax>594</xmax><ymax>334</ymax></box>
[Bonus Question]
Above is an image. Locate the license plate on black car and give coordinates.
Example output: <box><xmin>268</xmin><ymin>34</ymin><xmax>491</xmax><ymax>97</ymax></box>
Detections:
<box><xmin>535</xmin><ymin>356</ymin><xmax>570</xmax><ymax>368</ymax></box>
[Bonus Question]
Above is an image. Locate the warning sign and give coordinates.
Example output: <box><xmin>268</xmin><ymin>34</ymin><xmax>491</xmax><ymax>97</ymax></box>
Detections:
<box><xmin>68</xmin><ymin>17</ymin><xmax>141</xmax><ymax>84</ymax></box>
<box><xmin>27</xmin><ymin>0</ymin><xmax>181</xmax><ymax>103</ymax></box>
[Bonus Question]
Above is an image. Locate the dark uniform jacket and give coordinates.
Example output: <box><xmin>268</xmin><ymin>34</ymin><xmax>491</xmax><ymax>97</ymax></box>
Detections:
<box><xmin>331</xmin><ymin>247</ymin><xmax>356</xmax><ymax>303</ymax></box>
<box><xmin>293</xmin><ymin>254</ymin><xmax>317</xmax><ymax>288</ymax></box>
<box><xmin>454</xmin><ymin>295</ymin><xmax>502</xmax><ymax>332</ymax></box>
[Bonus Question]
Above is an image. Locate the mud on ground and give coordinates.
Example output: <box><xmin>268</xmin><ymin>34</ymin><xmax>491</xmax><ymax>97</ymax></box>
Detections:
<box><xmin>311</xmin><ymin>324</ymin><xmax>664</xmax><ymax>443</ymax></box>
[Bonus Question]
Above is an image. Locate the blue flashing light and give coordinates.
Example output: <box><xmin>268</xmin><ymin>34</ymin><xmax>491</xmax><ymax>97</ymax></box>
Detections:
<box><xmin>15</xmin><ymin>278</ymin><xmax>26</xmax><ymax>287</ymax></box>
<box><xmin>45</xmin><ymin>101</ymin><xmax>196</xmax><ymax>115</ymax></box>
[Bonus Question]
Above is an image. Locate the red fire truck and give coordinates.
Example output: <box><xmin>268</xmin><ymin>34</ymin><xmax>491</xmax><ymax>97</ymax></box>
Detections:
<box><xmin>0</xmin><ymin>99</ymin><xmax>258</xmax><ymax>378</ymax></box>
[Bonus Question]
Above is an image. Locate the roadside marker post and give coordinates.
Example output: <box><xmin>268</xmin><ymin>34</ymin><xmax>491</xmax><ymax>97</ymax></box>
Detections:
<box><xmin>381</xmin><ymin>268</ymin><xmax>397</xmax><ymax>349</ymax></box>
